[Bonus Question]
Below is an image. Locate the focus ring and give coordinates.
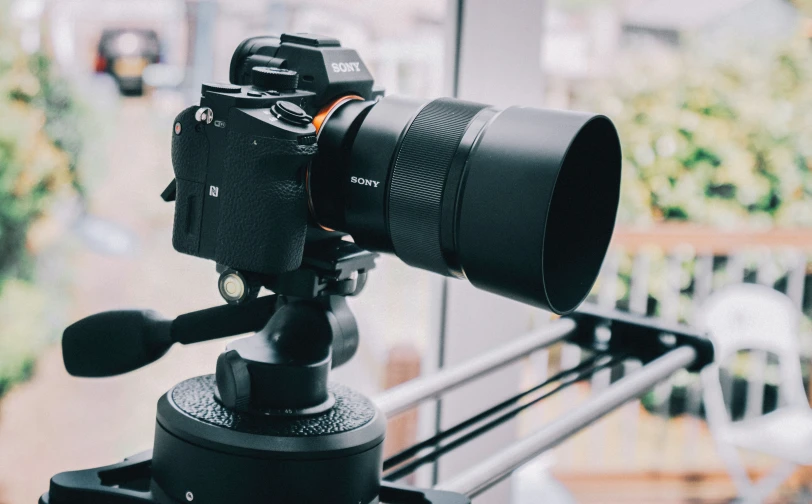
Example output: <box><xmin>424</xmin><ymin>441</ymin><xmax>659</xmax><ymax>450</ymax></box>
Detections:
<box><xmin>388</xmin><ymin>98</ymin><xmax>487</xmax><ymax>274</ymax></box>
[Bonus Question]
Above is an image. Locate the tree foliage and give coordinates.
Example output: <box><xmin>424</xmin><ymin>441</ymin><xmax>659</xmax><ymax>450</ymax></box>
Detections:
<box><xmin>0</xmin><ymin>9</ymin><xmax>83</xmax><ymax>397</ymax></box>
<box><xmin>576</xmin><ymin>35</ymin><xmax>812</xmax><ymax>229</ymax></box>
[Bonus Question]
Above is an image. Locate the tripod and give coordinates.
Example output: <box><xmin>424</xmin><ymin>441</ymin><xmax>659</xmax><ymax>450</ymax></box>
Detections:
<box><xmin>40</xmin><ymin>238</ymin><xmax>714</xmax><ymax>504</ymax></box>
<box><xmin>42</xmin><ymin>239</ymin><xmax>466</xmax><ymax>504</ymax></box>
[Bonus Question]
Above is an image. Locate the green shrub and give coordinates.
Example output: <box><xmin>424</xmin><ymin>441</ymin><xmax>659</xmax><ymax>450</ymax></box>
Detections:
<box><xmin>0</xmin><ymin>9</ymin><xmax>83</xmax><ymax>397</ymax></box>
<box><xmin>575</xmin><ymin>34</ymin><xmax>812</xmax><ymax>228</ymax></box>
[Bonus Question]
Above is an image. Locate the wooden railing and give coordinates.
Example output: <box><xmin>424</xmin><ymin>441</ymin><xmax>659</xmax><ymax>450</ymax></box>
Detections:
<box><xmin>612</xmin><ymin>225</ymin><xmax>812</xmax><ymax>253</ymax></box>
<box><xmin>545</xmin><ymin>224</ymin><xmax>812</xmax><ymax>496</ymax></box>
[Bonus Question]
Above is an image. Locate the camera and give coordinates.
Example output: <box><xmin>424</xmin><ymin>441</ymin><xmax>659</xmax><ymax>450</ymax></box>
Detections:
<box><xmin>167</xmin><ymin>34</ymin><xmax>376</xmax><ymax>278</ymax></box>
<box><xmin>166</xmin><ymin>32</ymin><xmax>622</xmax><ymax>315</ymax></box>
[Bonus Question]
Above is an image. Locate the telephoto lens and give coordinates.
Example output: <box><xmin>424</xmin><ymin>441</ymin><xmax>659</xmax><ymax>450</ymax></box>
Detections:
<box><xmin>309</xmin><ymin>96</ymin><xmax>621</xmax><ymax>315</ymax></box>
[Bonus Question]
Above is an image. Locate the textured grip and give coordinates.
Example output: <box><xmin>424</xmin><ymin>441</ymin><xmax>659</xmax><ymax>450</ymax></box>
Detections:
<box><xmin>388</xmin><ymin>98</ymin><xmax>487</xmax><ymax>274</ymax></box>
<box><xmin>171</xmin><ymin>106</ymin><xmax>210</xmax><ymax>255</ymax></box>
<box><xmin>216</xmin><ymin>131</ymin><xmax>317</xmax><ymax>275</ymax></box>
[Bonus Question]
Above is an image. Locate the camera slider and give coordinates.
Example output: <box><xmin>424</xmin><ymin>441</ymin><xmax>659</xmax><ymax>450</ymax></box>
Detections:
<box><xmin>46</xmin><ymin>239</ymin><xmax>714</xmax><ymax>504</ymax></box>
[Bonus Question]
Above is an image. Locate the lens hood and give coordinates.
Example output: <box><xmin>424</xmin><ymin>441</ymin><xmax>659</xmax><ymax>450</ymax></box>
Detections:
<box><xmin>457</xmin><ymin>107</ymin><xmax>621</xmax><ymax>314</ymax></box>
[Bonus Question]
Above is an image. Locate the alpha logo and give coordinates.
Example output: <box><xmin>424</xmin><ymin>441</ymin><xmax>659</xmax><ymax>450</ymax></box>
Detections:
<box><xmin>209</xmin><ymin>186</ymin><xmax>219</xmax><ymax>197</ymax></box>
<box><xmin>331</xmin><ymin>62</ymin><xmax>362</xmax><ymax>73</ymax></box>
<box><xmin>350</xmin><ymin>176</ymin><xmax>380</xmax><ymax>188</ymax></box>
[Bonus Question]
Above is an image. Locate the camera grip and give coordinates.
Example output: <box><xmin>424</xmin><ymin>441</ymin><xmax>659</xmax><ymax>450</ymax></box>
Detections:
<box><xmin>170</xmin><ymin>107</ymin><xmax>210</xmax><ymax>255</ymax></box>
<box><xmin>216</xmin><ymin>131</ymin><xmax>317</xmax><ymax>274</ymax></box>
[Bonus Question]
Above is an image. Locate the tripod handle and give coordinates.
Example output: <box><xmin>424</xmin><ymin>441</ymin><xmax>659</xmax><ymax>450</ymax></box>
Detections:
<box><xmin>63</xmin><ymin>295</ymin><xmax>276</xmax><ymax>377</ymax></box>
<box><xmin>172</xmin><ymin>295</ymin><xmax>277</xmax><ymax>344</ymax></box>
<box><xmin>62</xmin><ymin>309</ymin><xmax>171</xmax><ymax>377</ymax></box>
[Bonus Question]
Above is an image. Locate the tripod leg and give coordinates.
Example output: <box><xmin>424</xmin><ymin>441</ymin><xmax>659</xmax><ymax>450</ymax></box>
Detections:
<box><xmin>380</xmin><ymin>482</ymin><xmax>470</xmax><ymax>504</ymax></box>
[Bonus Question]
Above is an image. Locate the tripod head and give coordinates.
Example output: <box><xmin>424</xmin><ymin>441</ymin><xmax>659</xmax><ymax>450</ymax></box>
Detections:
<box><xmin>63</xmin><ymin>238</ymin><xmax>375</xmax><ymax>414</ymax></box>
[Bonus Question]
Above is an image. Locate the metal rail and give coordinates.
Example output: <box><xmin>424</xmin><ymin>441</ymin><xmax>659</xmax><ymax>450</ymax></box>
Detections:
<box><xmin>383</xmin><ymin>353</ymin><xmax>624</xmax><ymax>482</ymax></box>
<box><xmin>374</xmin><ymin>318</ymin><xmax>577</xmax><ymax>417</ymax></box>
<box><xmin>434</xmin><ymin>345</ymin><xmax>697</xmax><ymax>498</ymax></box>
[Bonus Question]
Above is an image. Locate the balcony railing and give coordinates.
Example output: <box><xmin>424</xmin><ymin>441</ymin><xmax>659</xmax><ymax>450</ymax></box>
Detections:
<box><xmin>538</xmin><ymin>225</ymin><xmax>812</xmax><ymax>495</ymax></box>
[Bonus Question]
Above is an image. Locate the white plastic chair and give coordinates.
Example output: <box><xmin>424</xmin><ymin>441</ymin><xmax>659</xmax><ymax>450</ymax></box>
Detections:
<box><xmin>698</xmin><ymin>284</ymin><xmax>812</xmax><ymax>503</ymax></box>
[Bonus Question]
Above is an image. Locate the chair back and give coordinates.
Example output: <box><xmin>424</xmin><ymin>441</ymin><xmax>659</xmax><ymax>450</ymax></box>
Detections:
<box><xmin>698</xmin><ymin>284</ymin><xmax>807</xmax><ymax>422</ymax></box>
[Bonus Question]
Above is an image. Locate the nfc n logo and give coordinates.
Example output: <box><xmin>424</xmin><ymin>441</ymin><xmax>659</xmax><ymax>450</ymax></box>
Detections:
<box><xmin>209</xmin><ymin>186</ymin><xmax>219</xmax><ymax>197</ymax></box>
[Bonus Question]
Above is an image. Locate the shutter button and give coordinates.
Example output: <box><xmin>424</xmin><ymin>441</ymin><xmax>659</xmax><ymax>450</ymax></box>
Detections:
<box><xmin>271</xmin><ymin>101</ymin><xmax>312</xmax><ymax>126</ymax></box>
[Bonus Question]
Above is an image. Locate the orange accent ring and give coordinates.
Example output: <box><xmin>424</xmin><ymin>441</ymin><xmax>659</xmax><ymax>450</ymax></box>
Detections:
<box><xmin>307</xmin><ymin>95</ymin><xmax>365</xmax><ymax>231</ymax></box>
<box><xmin>312</xmin><ymin>94</ymin><xmax>364</xmax><ymax>133</ymax></box>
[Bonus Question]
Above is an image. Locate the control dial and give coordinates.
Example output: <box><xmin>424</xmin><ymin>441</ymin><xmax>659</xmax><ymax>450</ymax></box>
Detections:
<box><xmin>252</xmin><ymin>67</ymin><xmax>299</xmax><ymax>91</ymax></box>
<box><xmin>202</xmin><ymin>82</ymin><xmax>241</xmax><ymax>94</ymax></box>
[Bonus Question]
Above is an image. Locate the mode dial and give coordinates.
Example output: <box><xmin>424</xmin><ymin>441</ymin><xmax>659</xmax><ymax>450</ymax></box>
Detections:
<box><xmin>252</xmin><ymin>67</ymin><xmax>299</xmax><ymax>91</ymax></box>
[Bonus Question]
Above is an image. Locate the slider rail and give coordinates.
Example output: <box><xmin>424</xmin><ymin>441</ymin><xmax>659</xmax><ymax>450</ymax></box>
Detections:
<box><xmin>373</xmin><ymin>305</ymin><xmax>713</xmax><ymax>495</ymax></box>
<box><xmin>382</xmin><ymin>352</ymin><xmax>626</xmax><ymax>482</ymax></box>
<box><xmin>374</xmin><ymin>318</ymin><xmax>577</xmax><ymax>418</ymax></box>
<box><xmin>435</xmin><ymin>346</ymin><xmax>698</xmax><ymax>498</ymax></box>
<box><xmin>568</xmin><ymin>303</ymin><xmax>714</xmax><ymax>371</ymax></box>
<box><xmin>374</xmin><ymin>304</ymin><xmax>713</xmax><ymax>419</ymax></box>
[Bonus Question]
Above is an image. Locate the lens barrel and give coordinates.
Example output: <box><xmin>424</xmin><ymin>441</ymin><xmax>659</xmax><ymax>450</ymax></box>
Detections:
<box><xmin>309</xmin><ymin>96</ymin><xmax>621</xmax><ymax>315</ymax></box>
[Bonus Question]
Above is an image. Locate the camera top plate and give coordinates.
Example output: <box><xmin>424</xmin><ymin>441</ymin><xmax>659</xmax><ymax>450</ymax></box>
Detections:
<box><xmin>200</xmin><ymin>82</ymin><xmax>317</xmax><ymax>114</ymax></box>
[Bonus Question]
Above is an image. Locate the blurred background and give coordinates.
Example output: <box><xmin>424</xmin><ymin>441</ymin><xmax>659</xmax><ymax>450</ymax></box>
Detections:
<box><xmin>2</xmin><ymin>0</ymin><xmax>812</xmax><ymax>502</ymax></box>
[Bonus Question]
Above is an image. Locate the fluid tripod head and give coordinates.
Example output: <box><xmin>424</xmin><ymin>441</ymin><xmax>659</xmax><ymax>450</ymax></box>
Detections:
<box><xmin>63</xmin><ymin>239</ymin><xmax>374</xmax><ymax>412</ymax></box>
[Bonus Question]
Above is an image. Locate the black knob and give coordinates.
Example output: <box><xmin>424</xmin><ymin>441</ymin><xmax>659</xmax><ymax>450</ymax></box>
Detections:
<box><xmin>252</xmin><ymin>67</ymin><xmax>299</xmax><ymax>91</ymax></box>
<box><xmin>216</xmin><ymin>350</ymin><xmax>251</xmax><ymax>411</ymax></box>
<box><xmin>271</xmin><ymin>101</ymin><xmax>312</xmax><ymax>126</ymax></box>
<box><xmin>202</xmin><ymin>82</ymin><xmax>241</xmax><ymax>94</ymax></box>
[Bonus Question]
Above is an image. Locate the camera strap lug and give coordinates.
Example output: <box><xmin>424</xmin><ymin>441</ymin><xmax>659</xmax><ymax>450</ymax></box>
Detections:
<box><xmin>160</xmin><ymin>178</ymin><xmax>176</xmax><ymax>202</ymax></box>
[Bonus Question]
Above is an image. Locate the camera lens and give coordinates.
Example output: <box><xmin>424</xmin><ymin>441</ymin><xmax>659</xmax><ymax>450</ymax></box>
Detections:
<box><xmin>308</xmin><ymin>96</ymin><xmax>621</xmax><ymax>315</ymax></box>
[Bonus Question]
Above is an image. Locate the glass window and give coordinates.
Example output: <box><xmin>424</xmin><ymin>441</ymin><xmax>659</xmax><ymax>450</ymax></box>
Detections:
<box><xmin>0</xmin><ymin>2</ymin><xmax>446</xmax><ymax>502</ymax></box>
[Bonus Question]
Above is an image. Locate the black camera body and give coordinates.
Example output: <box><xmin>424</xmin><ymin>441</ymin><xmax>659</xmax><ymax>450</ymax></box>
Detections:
<box><xmin>169</xmin><ymin>33</ymin><xmax>380</xmax><ymax>276</ymax></box>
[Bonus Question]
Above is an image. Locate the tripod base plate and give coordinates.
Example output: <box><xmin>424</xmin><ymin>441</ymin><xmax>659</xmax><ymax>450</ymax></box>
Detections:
<box><xmin>152</xmin><ymin>376</ymin><xmax>385</xmax><ymax>503</ymax></box>
<box><xmin>39</xmin><ymin>450</ymin><xmax>470</xmax><ymax>504</ymax></box>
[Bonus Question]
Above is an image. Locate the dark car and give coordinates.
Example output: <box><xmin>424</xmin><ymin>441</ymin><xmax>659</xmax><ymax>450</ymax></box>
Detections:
<box><xmin>95</xmin><ymin>29</ymin><xmax>161</xmax><ymax>96</ymax></box>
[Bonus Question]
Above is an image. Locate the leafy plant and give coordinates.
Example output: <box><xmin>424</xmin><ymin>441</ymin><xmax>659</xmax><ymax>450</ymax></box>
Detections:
<box><xmin>575</xmin><ymin>34</ymin><xmax>812</xmax><ymax>228</ymax></box>
<box><xmin>0</xmin><ymin>9</ymin><xmax>84</xmax><ymax>398</ymax></box>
